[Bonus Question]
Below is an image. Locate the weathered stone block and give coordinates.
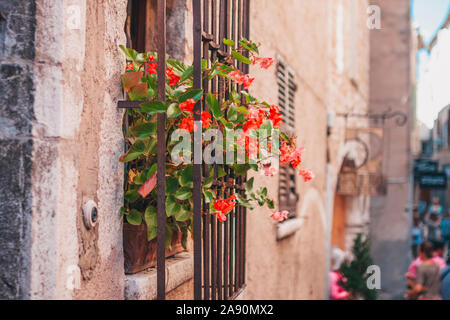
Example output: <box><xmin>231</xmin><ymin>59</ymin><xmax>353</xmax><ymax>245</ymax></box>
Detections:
<box><xmin>0</xmin><ymin>63</ymin><xmax>34</xmax><ymax>138</ymax></box>
<box><xmin>0</xmin><ymin>139</ymin><xmax>32</xmax><ymax>299</ymax></box>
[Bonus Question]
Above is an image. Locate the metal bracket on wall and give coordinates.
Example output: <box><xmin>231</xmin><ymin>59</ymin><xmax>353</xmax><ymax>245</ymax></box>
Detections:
<box><xmin>336</xmin><ymin>107</ymin><xmax>408</xmax><ymax>127</ymax></box>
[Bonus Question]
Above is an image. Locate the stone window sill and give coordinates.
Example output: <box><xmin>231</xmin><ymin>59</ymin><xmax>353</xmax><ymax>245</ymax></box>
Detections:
<box><xmin>276</xmin><ymin>217</ymin><xmax>303</xmax><ymax>241</ymax></box>
<box><xmin>124</xmin><ymin>252</ymin><xmax>193</xmax><ymax>300</ymax></box>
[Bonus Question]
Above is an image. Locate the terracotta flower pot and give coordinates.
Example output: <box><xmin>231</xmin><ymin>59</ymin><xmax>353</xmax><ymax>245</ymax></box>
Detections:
<box><xmin>123</xmin><ymin>223</ymin><xmax>185</xmax><ymax>274</ymax></box>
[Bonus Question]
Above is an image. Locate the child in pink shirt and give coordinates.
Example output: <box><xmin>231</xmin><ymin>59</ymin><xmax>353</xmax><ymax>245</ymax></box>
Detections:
<box><xmin>329</xmin><ymin>270</ymin><xmax>350</xmax><ymax>300</ymax></box>
<box><xmin>329</xmin><ymin>247</ymin><xmax>350</xmax><ymax>300</ymax></box>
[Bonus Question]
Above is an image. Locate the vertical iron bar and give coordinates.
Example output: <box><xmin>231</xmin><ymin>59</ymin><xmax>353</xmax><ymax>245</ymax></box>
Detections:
<box><xmin>210</xmin><ymin>0</ymin><xmax>218</xmax><ymax>301</ymax></box>
<box><xmin>202</xmin><ymin>0</ymin><xmax>211</xmax><ymax>301</ymax></box>
<box><xmin>241</xmin><ymin>0</ymin><xmax>249</xmax><ymax>287</ymax></box>
<box><xmin>156</xmin><ymin>0</ymin><xmax>167</xmax><ymax>301</ymax></box>
<box><xmin>193</xmin><ymin>0</ymin><xmax>203</xmax><ymax>301</ymax></box>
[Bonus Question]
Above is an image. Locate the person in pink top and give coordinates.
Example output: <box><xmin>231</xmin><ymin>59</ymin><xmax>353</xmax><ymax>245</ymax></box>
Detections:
<box><xmin>405</xmin><ymin>241</ymin><xmax>444</xmax><ymax>299</ymax></box>
<box><xmin>432</xmin><ymin>241</ymin><xmax>446</xmax><ymax>269</ymax></box>
<box><xmin>410</xmin><ymin>242</ymin><xmax>442</xmax><ymax>300</ymax></box>
<box><xmin>406</xmin><ymin>241</ymin><xmax>446</xmax><ymax>280</ymax></box>
<box><xmin>329</xmin><ymin>247</ymin><xmax>351</xmax><ymax>300</ymax></box>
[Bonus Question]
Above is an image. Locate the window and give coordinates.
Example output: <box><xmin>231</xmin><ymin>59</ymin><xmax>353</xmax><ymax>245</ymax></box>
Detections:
<box><xmin>276</xmin><ymin>59</ymin><xmax>299</xmax><ymax>218</ymax></box>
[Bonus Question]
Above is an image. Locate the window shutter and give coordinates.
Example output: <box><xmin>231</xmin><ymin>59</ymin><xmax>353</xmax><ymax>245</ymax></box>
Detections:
<box><xmin>277</xmin><ymin>61</ymin><xmax>299</xmax><ymax>216</ymax></box>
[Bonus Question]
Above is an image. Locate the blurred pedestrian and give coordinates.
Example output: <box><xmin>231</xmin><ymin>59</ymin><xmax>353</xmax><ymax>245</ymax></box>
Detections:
<box><xmin>441</xmin><ymin>256</ymin><xmax>450</xmax><ymax>300</ymax></box>
<box><xmin>405</xmin><ymin>241</ymin><xmax>446</xmax><ymax>299</ymax></box>
<box><xmin>411</xmin><ymin>216</ymin><xmax>424</xmax><ymax>259</ymax></box>
<box><xmin>424</xmin><ymin>212</ymin><xmax>442</xmax><ymax>245</ymax></box>
<box><xmin>329</xmin><ymin>247</ymin><xmax>350</xmax><ymax>300</ymax></box>
<box><xmin>428</xmin><ymin>197</ymin><xmax>444</xmax><ymax>217</ymax></box>
<box><xmin>433</xmin><ymin>241</ymin><xmax>446</xmax><ymax>269</ymax></box>
<box><xmin>441</xmin><ymin>211</ymin><xmax>450</xmax><ymax>249</ymax></box>
<box><xmin>411</xmin><ymin>242</ymin><xmax>442</xmax><ymax>300</ymax></box>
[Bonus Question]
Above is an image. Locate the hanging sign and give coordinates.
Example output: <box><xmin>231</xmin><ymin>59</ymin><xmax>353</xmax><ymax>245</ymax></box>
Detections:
<box><xmin>418</xmin><ymin>173</ymin><xmax>447</xmax><ymax>189</ymax></box>
<box><xmin>337</xmin><ymin>128</ymin><xmax>385</xmax><ymax>196</ymax></box>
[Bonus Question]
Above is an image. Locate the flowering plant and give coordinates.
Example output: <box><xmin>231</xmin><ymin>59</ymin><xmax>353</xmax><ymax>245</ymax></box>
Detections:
<box><xmin>119</xmin><ymin>39</ymin><xmax>313</xmax><ymax>248</ymax></box>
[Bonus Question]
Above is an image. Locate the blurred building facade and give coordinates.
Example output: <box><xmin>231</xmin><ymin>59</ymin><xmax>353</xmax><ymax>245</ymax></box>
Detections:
<box><xmin>369</xmin><ymin>0</ymin><xmax>415</xmax><ymax>300</ymax></box>
<box><xmin>0</xmin><ymin>0</ymin><xmax>419</xmax><ymax>300</ymax></box>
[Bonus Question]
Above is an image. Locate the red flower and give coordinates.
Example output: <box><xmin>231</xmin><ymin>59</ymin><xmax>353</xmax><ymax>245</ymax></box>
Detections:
<box><xmin>201</xmin><ymin>111</ymin><xmax>212</xmax><ymax>128</ymax></box>
<box><xmin>269</xmin><ymin>105</ymin><xmax>283</xmax><ymax>127</ymax></box>
<box><xmin>264</xmin><ymin>166</ymin><xmax>277</xmax><ymax>177</ymax></box>
<box><xmin>228</xmin><ymin>69</ymin><xmax>255</xmax><ymax>89</ymax></box>
<box><xmin>126</xmin><ymin>62</ymin><xmax>135</xmax><ymax>72</ymax></box>
<box><xmin>299</xmin><ymin>169</ymin><xmax>314</xmax><ymax>182</ymax></box>
<box><xmin>271</xmin><ymin>210</ymin><xmax>289</xmax><ymax>222</ymax></box>
<box><xmin>217</xmin><ymin>212</ymin><xmax>227</xmax><ymax>222</ymax></box>
<box><xmin>179</xmin><ymin>98</ymin><xmax>196</xmax><ymax>112</ymax></box>
<box><xmin>253</xmin><ymin>57</ymin><xmax>274</xmax><ymax>69</ymax></box>
<box><xmin>166</xmin><ymin>67</ymin><xmax>181</xmax><ymax>86</ymax></box>
<box><xmin>180</xmin><ymin>116</ymin><xmax>196</xmax><ymax>133</ymax></box>
<box><xmin>213</xmin><ymin>195</ymin><xmax>237</xmax><ymax>221</ymax></box>
<box><xmin>280</xmin><ymin>141</ymin><xmax>304</xmax><ymax>169</ymax></box>
<box><xmin>228</xmin><ymin>69</ymin><xmax>240</xmax><ymax>79</ymax></box>
<box><xmin>146</xmin><ymin>56</ymin><xmax>157</xmax><ymax>75</ymax></box>
<box><xmin>243</xmin><ymin>108</ymin><xmax>265</xmax><ymax>132</ymax></box>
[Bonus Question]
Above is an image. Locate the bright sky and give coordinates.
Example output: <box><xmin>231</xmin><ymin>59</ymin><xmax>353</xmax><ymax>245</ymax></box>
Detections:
<box><xmin>412</xmin><ymin>0</ymin><xmax>450</xmax><ymax>128</ymax></box>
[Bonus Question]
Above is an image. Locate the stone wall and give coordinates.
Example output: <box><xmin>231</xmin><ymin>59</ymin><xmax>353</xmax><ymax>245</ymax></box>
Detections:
<box><xmin>30</xmin><ymin>0</ymin><xmax>128</xmax><ymax>299</ymax></box>
<box><xmin>0</xmin><ymin>0</ymin><xmax>36</xmax><ymax>299</ymax></box>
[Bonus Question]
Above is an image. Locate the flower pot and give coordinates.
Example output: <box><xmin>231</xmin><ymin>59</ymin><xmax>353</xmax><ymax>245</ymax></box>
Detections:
<box><xmin>123</xmin><ymin>223</ymin><xmax>185</xmax><ymax>274</ymax></box>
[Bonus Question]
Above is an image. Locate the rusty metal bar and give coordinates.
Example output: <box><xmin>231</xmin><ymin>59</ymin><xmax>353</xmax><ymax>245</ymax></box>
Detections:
<box><xmin>193</xmin><ymin>0</ymin><xmax>203</xmax><ymax>301</ymax></box>
<box><xmin>241</xmin><ymin>0</ymin><xmax>249</xmax><ymax>287</ymax></box>
<box><xmin>156</xmin><ymin>0</ymin><xmax>167</xmax><ymax>301</ymax></box>
<box><xmin>202</xmin><ymin>0</ymin><xmax>211</xmax><ymax>301</ymax></box>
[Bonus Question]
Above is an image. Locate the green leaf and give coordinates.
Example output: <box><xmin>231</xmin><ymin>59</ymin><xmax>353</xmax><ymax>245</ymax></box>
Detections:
<box><xmin>223</xmin><ymin>38</ymin><xmax>235</xmax><ymax>47</ymax></box>
<box><xmin>180</xmin><ymin>65</ymin><xmax>194</xmax><ymax>83</ymax></box>
<box><xmin>217</xmin><ymin>166</ymin><xmax>227</xmax><ymax>178</ymax></box>
<box><xmin>179</xmin><ymin>165</ymin><xmax>194</xmax><ymax>188</ymax></box>
<box><xmin>206</xmin><ymin>93</ymin><xmax>222</xmax><ymax>119</ymax></box>
<box><xmin>145</xmin><ymin>139</ymin><xmax>157</xmax><ymax>156</ymax></box>
<box><xmin>167</xmin><ymin>59</ymin><xmax>186</xmax><ymax>73</ymax></box>
<box><xmin>166</xmin><ymin>195</ymin><xmax>181</xmax><ymax>217</ymax></box>
<box><xmin>178</xmin><ymin>89</ymin><xmax>203</xmax><ymax>103</ymax></box>
<box><xmin>144</xmin><ymin>206</ymin><xmax>157</xmax><ymax>228</ymax></box>
<box><xmin>265</xmin><ymin>198</ymin><xmax>275</xmax><ymax>210</ymax></box>
<box><xmin>201</xmin><ymin>59</ymin><xmax>208</xmax><ymax>71</ymax></box>
<box><xmin>234</xmin><ymin>164</ymin><xmax>250</xmax><ymax>177</ymax></box>
<box><xmin>124</xmin><ymin>190</ymin><xmax>139</xmax><ymax>203</ymax></box>
<box><xmin>203</xmin><ymin>176</ymin><xmax>214</xmax><ymax>189</ymax></box>
<box><xmin>239</xmin><ymin>39</ymin><xmax>259</xmax><ymax>54</ymax></box>
<box><xmin>148</xmin><ymin>226</ymin><xmax>157</xmax><ymax>241</ymax></box>
<box><xmin>231</xmin><ymin>50</ymin><xmax>252</xmax><ymax>65</ymax></box>
<box><xmin>227</xmin><ymin>103</ymin><xmax>238</xmax><ymax>121</ymax></box>
<box><xmin>237</xmin><ymin>106</ymin><xmax>249</xmax><ymax>115</ymax></box>
<box><xmin>131</xmin><ymin>122</ymin><xmax>157</xmax><ymax>139</ymax></box>
<box><xmin>165</xmin><ymin>225</ymin><xmax>173</xmax><ymax>250</ymax></box>
<box><xmin>166</xmin><ymin>176</ymin><xmax>179</xmax><ymax>194</ymax></box>
<box><xmin>175</xmin><ymin>187</ymin><xmax>192</xmax><ymax>201</ymax></box>
<box><xmin>120</xmin><ymin>140</ymin><xmax>146</xmax><ymax>162</ymax></box>
<box><xmin>175</xmin><ymin>208</ymin><xmax>190</xmax><ymax>222</ymax></box>
<box><xmin>119</xmin><ymin>45</ymin><xmax>138</xmax><ymax>61</ymax></box>
<box><xmin>219</xmin><ymin>117</ymin><xmax>228</xmax><ymax>127</ymax></box>
<box><xmin>140</xmin><ymin>101</ymin><xmax>169</xmax><ymax>114</ymax></box>
<box><xmin>203</xmin><ymin>190</ymin><xmax>215</xmax><ymax>203</ymax></box>
<box><xmin>246</xmin><ymin>177</ymin><xmax>254</xmax><ymax>192</ymax></box>
<box><xmin>167</xmin><ymin>103</ymin><xmax>181</xmax><ymax>118</ymax></box>
<box><xmin>127</xmin><ymin>209</ymin><xmax>142</xmax><ymax>225</ymax></box>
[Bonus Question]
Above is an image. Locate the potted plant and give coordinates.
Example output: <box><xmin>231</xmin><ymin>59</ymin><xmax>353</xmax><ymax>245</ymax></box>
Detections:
<box><xmin>119</xmin><ymin>39</ymin><xmax>313</xmax><ymax>274</ymax></box>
